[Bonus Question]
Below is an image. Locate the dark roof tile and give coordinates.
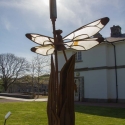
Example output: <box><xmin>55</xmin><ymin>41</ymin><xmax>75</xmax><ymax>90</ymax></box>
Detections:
<box><xmin>105</xmin><ymin>37</ymin><xmax>125</xmax><ymax>43</ymax></box>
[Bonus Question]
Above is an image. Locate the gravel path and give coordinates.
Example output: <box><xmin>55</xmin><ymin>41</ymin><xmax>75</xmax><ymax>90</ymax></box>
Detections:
<box><xmin>0</xmin><ymin>98</ymin><xmax>22</xmax><ymax>103</ymax></box>
<box><xmin>0</xmin><ymin>96</ymin><xmax>125</xmax><ymax>108</ymax></box>
<box><xmin>0</xmin><ymin>96</ymin><xmax>48</xmax><ymax>103</ymax></box>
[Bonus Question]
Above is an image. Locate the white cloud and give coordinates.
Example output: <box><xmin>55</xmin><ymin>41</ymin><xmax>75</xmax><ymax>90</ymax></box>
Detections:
<box><xmin>0</xmin><ymin>0</ymin><xmax>52</xmax><ymax>33</ymax></box>
<box><xmin>1</xmin><ymin>18</ymin><xmax>12</xmax><ymax>31</ymax></box>
<box><xmin>0</xmin><ymin>0</ymin><xmax>49</xmax><ymax>16</ymax></box>
<box><xmin>0</xmin><ymin>0</ymin><xmax>125</xmax><ymax>36</ymax></box>
<box><xmin>56</xmin><ymin>0</ymin><xmax>125</xmax><ymax>36</ymax></box>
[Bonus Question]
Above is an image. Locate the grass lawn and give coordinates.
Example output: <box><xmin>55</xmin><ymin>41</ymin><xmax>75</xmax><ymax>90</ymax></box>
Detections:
<box><xmin>0</xmin><ymin>102</ymin><xmax>125</xmax><ymax>125</ymax></box>
<box><xmin>75</xmin><ymin>104</ymin><xmax>125</xmax><ymax>125</ymax></box>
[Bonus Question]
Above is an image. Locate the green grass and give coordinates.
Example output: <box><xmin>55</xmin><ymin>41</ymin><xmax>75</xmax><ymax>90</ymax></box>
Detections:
<box><xmin>75</xmin><ymin>105</ymin><xmax>125</xmax><ymax>125</ymax></box>
<box><xmin>0</xmin><ymin>102</ymin><xmax>125</xmax><ymax>125</ymax></box>
<box><xmin>0</xmin><ymin>102</ymin><xmax>48</xmax><ymax>125</ymax></box>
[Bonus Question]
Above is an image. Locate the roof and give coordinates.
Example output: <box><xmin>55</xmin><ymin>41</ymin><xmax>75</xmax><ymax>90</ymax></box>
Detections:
<box><xmin>105</xmin><ymin>37</ymin><xmax>125</xmax><ymax>43</ymax></box>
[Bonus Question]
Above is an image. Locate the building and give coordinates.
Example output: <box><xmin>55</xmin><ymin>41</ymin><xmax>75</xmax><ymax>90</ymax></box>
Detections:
<box><xmin>8</xmin><ymin>82</ymin><xmax>48</xmax><ymax>95</ymax></box>
<box><xmin>58</xmin><ymin>25</ymin><xmax>125</xmax><ymax>103</ymax></box>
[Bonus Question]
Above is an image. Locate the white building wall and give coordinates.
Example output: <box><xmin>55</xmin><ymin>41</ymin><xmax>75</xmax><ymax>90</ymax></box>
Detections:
<box><xmin>107</xmin><ymin>42</ymin><xmax>125</xmax><ymax>101</ymax></box>
<box><xmin>116</xmin><ymin>42</ymin><xmax>125</xmax><ymax>65</ymax></box>
<box><xmin>80</xmin><ymin>70</ymin><xmax>108</xmax><ymax>99</ymax></box>
<box><xmin>58</xmin><ymin>40</ymin><xmax>125</xmax><ymax>102</ymax></box>
<box><xmin>106</xmin><ymin>44</ymin><xmax>116</xmax><ymax>100</ymax></box>
<box><xmin>75</xmin><ymin>43</ymin><xmax>107</xmax><ymax>69</ymax></box>
<box><xmin>74</xmin><ymin>43</ymin><xmax>109</xmax><ymax>100</ymax></box>
<box><xmin>106</xmin><ymin>41</ymin><xmax>125</xmax><ymax>102</ymax></box>
<box><xmin>116</xmin><ymin>42</ymin><xmax>125</xmax><ymax>101</ymax></box>
<box><xmin>117</xmin><ymin>69</ymin><xmax>125</xmax><ymax>99</ymax></box>
<box><xmin>107</xmin><ymin>70</ymin><xmax>116</xmax><ymax>99</ymax></box>
<box><xmin>107</xmin><ymin>44</ymin><xmax>114</xmax><ymax>66</ymax></box>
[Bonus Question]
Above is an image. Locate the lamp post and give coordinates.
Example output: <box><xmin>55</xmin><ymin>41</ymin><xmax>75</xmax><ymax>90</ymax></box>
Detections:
<box><xmin>4</xmin><ymin>111</ymin><xmax>11</xmax><ymax>125</ymax></box>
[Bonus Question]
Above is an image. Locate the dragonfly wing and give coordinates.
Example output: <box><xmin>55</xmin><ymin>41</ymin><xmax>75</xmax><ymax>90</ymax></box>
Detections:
<box><xmin>26</xmin><ymin>33</ymin><xmax>54</xmax><ymax>45</ymax></box>
<box><xmin>63</xmin><ymin>17</ymin><xmax>109</xmax><ymax>41</ymax></box>
<box><xmin>31</xmin><ymin>45</ymin><xmax>54</xmax><ymax>56</ymax></box>
<box><xmin>64</xmin><ymin>37</ymin><xmax>104</xmax><ymax>50</ymax></box>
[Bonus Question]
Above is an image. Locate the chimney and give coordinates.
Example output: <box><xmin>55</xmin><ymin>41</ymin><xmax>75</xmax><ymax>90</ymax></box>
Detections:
<box><xmin>110</xmin><ymin>25</ymin><xmax>122</xmax><ymax>37</ymax></box>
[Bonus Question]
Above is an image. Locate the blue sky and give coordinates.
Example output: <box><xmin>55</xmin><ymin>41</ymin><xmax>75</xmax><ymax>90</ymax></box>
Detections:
<box><xmin>0</xmin><ymin>0</ymin><xmax>125</xmax><ymax>61</ymax></box>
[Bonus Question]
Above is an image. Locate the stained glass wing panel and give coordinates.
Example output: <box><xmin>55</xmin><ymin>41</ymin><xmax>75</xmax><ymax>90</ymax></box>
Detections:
<box><xmin>64</xmin><ymin>37</ymin><xmax>104</xmax><ymax>50</ymax></box>
<box><xmin>31</xmin><ymin>45</ymin><xmax>54</xmax><ymax>55</ymax></box>
<box><xmin>63</xmin><ymin>17</ymin><xmax>109</xmax><ymax>41</ymax></box>
<box><xmin>26</xmin><ymin>33</ymin><xmax>54</xmax><ymax>45</ymax></box>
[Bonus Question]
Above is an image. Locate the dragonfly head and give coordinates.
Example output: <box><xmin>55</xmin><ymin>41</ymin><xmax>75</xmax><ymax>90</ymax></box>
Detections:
<box><xmin>55</xmin><ymin>29</ymin><xmax>62</xmax><ymax>35</ymax></box>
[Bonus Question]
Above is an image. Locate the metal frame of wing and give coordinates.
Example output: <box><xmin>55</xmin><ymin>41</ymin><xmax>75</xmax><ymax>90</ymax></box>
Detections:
<box><xmin>25</xmin><ymin>33</ymin><xmax>54</xmax><ymax>46</ymax></box>
<box><xmin>63</xmin><ymin>37</ymin><xmax>104</xmax><ymax>51</ymax></box>
<box><xmin>31</xmin><ymin>45</ymin><xmax>54</xmax><ymax>56</ymax></box>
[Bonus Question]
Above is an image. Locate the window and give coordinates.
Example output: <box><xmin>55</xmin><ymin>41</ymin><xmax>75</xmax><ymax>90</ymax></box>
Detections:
<box><xmin>75</xmin><ymin>51</ymin><xmax>82</xmax><ymax>62</ymax></box>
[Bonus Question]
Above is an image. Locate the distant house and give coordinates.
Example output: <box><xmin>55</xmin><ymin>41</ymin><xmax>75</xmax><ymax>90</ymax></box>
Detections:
<box><xmin>8</xmin><ymin>82</ymin><xmax>48</xmax><ymax>95</ymax></box>
<box><xmin>58</xmin><ymin>25</ymin><xmax>125</xmax><ymax>103</ymax></box>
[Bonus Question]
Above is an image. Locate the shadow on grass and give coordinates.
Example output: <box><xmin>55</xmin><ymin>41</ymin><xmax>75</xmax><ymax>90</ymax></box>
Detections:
<box><xmin>75</xmin><ymin>104</ymin><xmax>125</xmax><ymax>119</ymax></box>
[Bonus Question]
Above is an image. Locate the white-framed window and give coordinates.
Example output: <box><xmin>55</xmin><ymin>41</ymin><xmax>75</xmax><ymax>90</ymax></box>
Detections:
<box><xmin>75</xmin><ymin>51</ymin><xmax>82</xmax><ymax>62</ymax></box>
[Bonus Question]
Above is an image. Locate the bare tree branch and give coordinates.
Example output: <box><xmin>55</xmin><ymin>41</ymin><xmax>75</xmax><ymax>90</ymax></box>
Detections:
<box><xmin>29</xmin><ymin>54</ymin><xmax>50</xmax><ymax>97</ymax></box>
<box><xmin>0</xmin><ymin>53</ymin><xmax>30</xmax><ymax>91</ymax></box>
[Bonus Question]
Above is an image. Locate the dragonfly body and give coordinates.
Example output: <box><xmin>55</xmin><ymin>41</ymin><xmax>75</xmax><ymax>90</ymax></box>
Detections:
<box><xmin>54</xmin><ymin>30</ymin><xmax>66</xmax><ymax>51</ymax></box>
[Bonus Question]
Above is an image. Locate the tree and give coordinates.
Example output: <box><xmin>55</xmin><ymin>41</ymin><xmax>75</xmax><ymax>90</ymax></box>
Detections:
<box><xmin>30</xmin><ymin>54</ymin><xmax>50</xmax><ymax>95</ymax></box>
<box><xmin>31</xmin><ymin>54</ymin><xmax>50</xmax><ymax>83</ymax></box>
<box><xmin>0</xmin><ymin>78</ymin><xmax>4</xmax><ymax>92</ymax></box>
<box><xmin>0</xmin><ymin>53</ymin><xmax>30</xmax><ymax>92</ymax></box>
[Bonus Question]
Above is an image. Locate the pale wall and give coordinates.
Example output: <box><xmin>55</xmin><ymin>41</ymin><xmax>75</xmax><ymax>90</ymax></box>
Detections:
<box><xmin>80</xmin><ymin>70</ymin><xmax>108</xmax><ymax>99</ymax></box>
<box><xmin>75</xmin><ymin>43</ymin><xmax>107</xmax><ymax>69</ymax></box>
<box><xmin>58</xmin><ymin>41</ymin><xmax>125</xmax><ymax>101</ymax></box>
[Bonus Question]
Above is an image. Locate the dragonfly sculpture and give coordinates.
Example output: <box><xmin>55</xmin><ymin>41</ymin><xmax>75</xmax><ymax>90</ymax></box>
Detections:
<box><xmin>25</xmin><ymin>4</ymin><xmax>109</xmax><ymax>124</ymax></box>
<box><xmin>26</xmin><ymin>17</ymin><xmax>109</xmax><ymax>56</ymax></box>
